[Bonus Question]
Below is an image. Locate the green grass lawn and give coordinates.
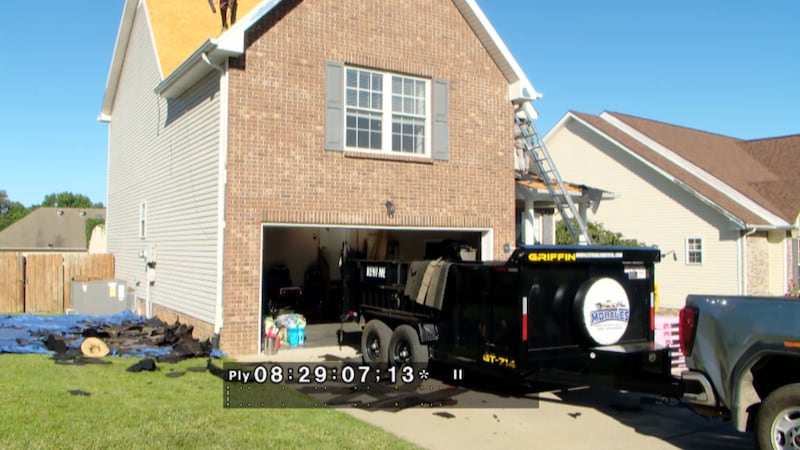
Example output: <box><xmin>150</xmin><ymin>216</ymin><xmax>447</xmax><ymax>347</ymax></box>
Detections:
<box><xmin>0</xmin><ymin>354</ymin><xmax>421</xmax><ymax>450</ymax></box>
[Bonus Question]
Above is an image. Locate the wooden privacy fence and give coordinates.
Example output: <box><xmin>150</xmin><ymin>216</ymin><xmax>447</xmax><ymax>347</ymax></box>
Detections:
<box><xmin>0</xmin><ymin>253</ymin><xmax>115</xmax><ymax>314</ymax></box>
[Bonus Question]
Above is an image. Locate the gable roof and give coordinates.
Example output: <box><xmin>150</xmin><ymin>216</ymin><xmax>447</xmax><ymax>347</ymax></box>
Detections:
<box><xmin>548</xmin><ymin>111</ymin><xmax>800</xmax><ymax>229</ymax></box>
<box><xmin>0</xmin><ymin>208</ymin><xmax>106</xmax><ymax>251</ymax></box>
<box><xmin>101</xmin><ymin>0</ymin><xmax>539</xmax><ymax>120</ymax></box>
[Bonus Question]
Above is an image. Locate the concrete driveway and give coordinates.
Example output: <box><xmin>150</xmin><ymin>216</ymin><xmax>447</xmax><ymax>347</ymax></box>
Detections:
<box><xmin>239</xmin><ymin>322</ymin><xmax>755</xmax><ymax>450</ymax></box>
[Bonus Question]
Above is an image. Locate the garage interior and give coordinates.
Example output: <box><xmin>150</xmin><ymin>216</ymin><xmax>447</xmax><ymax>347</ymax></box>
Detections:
<box><xmin>260</xmin><ymin>225</ymin><xmax>485</xmax><ymax>325</ymax></box>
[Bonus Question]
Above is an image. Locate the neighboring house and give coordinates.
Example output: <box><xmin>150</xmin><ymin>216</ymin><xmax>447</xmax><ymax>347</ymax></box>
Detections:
<box><xmin>0</xmin><ymin>208</ymin><xmax>106</xmax><ymax>253</ymax></box>
<box><xmin>100</xmin><ymin>0</ymin><xmax>543</xmax><ymax>355</ymax></box>
<box><xmin>544</xmin><ymin>111</ymin><xmax>800</xmax><ymax>309</ymax></box>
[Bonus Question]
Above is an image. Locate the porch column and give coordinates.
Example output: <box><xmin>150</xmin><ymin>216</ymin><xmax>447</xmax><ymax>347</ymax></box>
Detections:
<box><xmin>522</xmin><ymin>197</ymin><xmax>536</xmax><ymax>245</ymax></box>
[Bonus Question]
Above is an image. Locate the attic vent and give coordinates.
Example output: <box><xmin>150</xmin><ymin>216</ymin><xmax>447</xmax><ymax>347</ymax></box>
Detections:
<box><xmin>80</xmin><ymin>211</ymin><xmax>87</xmax><ymax>216</ymax></box>
<box><xmin>57</xmin><ymin>209</ymin><xmax>64</xmax><ymax>216</ymax></box>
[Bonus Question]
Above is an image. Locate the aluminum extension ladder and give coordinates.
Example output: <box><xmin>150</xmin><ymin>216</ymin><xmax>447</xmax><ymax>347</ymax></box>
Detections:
<box><xmin>514</xmin><ymin>100</ymin><xmax>591</xmax><ymax>245</ymax></box>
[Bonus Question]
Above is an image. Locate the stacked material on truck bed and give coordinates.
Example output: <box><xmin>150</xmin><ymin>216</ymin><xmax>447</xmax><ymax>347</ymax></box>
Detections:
<box><xmin>405</xmin><ymin>259</ymin><xmax>452</xmax><ymax>310</ymax></box>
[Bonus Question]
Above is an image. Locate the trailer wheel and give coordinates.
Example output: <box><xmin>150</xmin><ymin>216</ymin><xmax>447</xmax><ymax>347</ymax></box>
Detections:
<box><xmin>389</xmin><ymin>325</ymin><xmax>429</xmax><ymax>366</ymax></box>
<box><xmin>361</xmin><ymin>320</ymin><xmax>392</xmax><ymax>365</ymax></box>
<box><xmin>756</xmin><ymin>383</ymin><xmax>800</xmax><ymax>450</ymax></box>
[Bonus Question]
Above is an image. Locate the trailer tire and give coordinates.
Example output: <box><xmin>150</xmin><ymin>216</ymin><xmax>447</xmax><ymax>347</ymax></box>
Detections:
<box><xmin>756</xmin><ymin>383</ymin><xmax>800</xmax><ymax>450</ymax></box>
<box><xmin>361</xmin><ymin>320</ymin><xmax>392</xmax><ymax>365</ymax></box>
<box><xmin>389</xmin><ymin>325</ymin><xmax>429</xmax><ymax>366</ymax></box>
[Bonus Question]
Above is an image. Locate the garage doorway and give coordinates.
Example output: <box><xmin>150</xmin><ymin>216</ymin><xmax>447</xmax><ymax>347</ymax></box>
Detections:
<box><xmin>259</xmin><ymin>225</ymin><xmax>487</xmax><ymax>329</ymax></box>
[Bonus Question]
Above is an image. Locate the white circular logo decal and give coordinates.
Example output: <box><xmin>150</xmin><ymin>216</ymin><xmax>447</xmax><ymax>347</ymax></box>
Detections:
<box><xmin>582</xmin><ymin>278</ymin><xmax>630</xmax><ymax>345</ymax></box>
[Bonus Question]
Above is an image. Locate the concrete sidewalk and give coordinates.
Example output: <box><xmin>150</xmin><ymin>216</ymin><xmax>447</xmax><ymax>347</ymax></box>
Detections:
<box><xmin>229</xmin><ymin>322</ymin><xmax>752</xmax><ymax>450</ymax></box>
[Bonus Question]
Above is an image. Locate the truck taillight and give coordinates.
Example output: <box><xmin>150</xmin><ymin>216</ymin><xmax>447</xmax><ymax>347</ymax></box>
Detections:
<box><xmin>679</xmin><ymin>307</ymin><xmax>698</xmax><ymax>357</ymax></box>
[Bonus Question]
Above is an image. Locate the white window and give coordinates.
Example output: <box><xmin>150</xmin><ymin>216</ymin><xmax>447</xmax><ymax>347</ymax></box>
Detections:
<box><xmin>686</xmin><ymin>237</ymin><xmax>702</xmax><ymax>264</ymax></box>
<box><xmin>139</xmin><ymin>202</ymin><xmax>146</xmax><ymax>239</ymax></box>
<box><xmin>345</xmin><ymin>67</ymin><xmax>430</xmax><ymax>156</ymax></box>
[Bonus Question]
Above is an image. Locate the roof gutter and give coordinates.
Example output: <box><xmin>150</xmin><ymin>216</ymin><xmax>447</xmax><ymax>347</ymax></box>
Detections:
<box><xmin>745</xmin><ymin>224</ymin><xmax>795</xmax><ymax>231</ymax></box>
<box><xmin>154</xmin><ymin>40</ymin><xmax>233</xmax><ymax>98</ymax></box>
<box><xmin>155</xmin><ymin>0</ymin><xmax>284</xmax><ymax>99</ymax></box>
<box><xmin>2</xmin><ymin>248</ymin><xmax>90</xmax><ymax>253</ymax></box>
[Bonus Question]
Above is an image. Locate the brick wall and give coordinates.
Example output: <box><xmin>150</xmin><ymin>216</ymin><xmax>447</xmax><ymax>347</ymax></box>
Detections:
<box><xmin>221</xmin><ymin>0</ymin><xmax>516</xmax><ymax>355</ymax></box>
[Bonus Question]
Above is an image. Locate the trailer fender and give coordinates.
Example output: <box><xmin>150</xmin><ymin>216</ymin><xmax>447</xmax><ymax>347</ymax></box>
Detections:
<box><xmin>417</xmin><ymin>323</ymin><xmax>439</xmax><ymax>344</ymax></box>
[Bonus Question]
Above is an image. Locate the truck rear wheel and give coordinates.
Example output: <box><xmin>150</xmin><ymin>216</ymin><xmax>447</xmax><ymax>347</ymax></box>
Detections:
<box><xmin>756</xmin><ymin>383</ymin><xmax>800</xmax><ymax>450</ymax></box>
<box><xmin>389</xmin><ymin>324</ymin><xmax>429</xmax><ymax>366</ymax></box>
<box><xmin>361</xmin><ymin>320</ymin><xmax>392</xmax><ymax>365</ymax></box>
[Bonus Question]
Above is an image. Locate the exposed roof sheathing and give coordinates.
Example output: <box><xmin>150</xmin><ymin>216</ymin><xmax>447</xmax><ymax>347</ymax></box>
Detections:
<box><xmin>146</xmin><ymin>0</ymin><xmax>262</xmax><ymax>77</ymax></box>
<box><xmin>102</xmin><ymin>0</ymin><xmax>538</xmax><ymax>117</ymax></box>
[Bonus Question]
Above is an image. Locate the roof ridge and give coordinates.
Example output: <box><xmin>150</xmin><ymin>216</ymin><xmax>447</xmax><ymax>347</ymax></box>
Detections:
<box><xmin>604</xmin><ymin>111</ymin><xmax>743</xmax><ymax>141</ymax></box>
<box><xmin>743</xmin><ymin>133</ymin><xmax>800</xmax><ymax>143</ymax></box>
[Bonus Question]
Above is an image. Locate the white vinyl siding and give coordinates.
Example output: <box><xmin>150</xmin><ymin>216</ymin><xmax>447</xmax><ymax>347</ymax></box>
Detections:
<box><xmin>106</xmin><ymin>3</ymin><xmax>220</xmax><ymax>324</ymax></box>
<box><xmin>139</xmin><ymin>201</ymin><xmax>146</xmax><ymax>239</ymax></box>
<box><xmin>545</xmin><ymin>119</ymin><xmax>740</xmax><ymax>309</ymax></box>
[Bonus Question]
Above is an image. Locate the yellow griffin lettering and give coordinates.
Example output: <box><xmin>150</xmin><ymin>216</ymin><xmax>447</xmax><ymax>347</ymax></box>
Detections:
<box><xmin>527</xmin><ymin>252</ymin><xmax>577</xmax><ymax>263</ymax></box>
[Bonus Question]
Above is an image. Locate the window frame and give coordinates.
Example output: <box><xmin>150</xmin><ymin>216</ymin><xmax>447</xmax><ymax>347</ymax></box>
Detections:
<box><xmin>685</xmin><ymin>237</ymin><xmax>702</xmax><ymax>265</ymax></box>
<box><xmin>343</xmin><ymin>66</ymin><xmax>432</xmax><ymax>157</ymax></box>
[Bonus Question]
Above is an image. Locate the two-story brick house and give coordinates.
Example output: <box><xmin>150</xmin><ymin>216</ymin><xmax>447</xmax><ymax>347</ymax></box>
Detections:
<box><xmin>101</xmin><ymin>0</ymin><xmax>541</xmax><ymax>355</ymax></box>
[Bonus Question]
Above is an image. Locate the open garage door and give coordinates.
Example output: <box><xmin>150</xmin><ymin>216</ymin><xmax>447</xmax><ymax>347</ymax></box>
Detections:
<box><xmin>260</xmin><ymin>225</ymin><xmax>486</xmax><ymax>326</ymax></box>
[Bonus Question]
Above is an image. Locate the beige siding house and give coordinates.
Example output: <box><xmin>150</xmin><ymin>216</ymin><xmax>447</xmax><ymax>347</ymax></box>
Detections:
<box><xmin>101</xmin><ymin>0</ymin><xmax>542</xmax><ymax>355</ymax></box>
<box><xmin>544</xmin><ymin>111</ymin><xmax>800</xmax><ymax>309</ymax></box>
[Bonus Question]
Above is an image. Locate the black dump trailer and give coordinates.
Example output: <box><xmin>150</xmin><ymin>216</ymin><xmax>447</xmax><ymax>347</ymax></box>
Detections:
<box><xmin>342</xmin><ymin>245</ymin><xmax>678</xmax><ymax>393</ymax></box>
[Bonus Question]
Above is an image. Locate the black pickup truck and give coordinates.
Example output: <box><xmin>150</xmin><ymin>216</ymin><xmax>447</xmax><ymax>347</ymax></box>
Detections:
<box><xmin>680</xmin><ymin>294</ymin><xmax>800</xmax><ymax>449</ymax></box>
<box><xmin>342</xmin><ymin>245</ymin><xmax>676</xmax><ymax>392</ymax></box>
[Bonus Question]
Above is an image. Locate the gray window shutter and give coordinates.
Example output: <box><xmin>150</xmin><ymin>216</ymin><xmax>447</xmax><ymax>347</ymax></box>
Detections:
<box><xmin>432</xmin><ymin>78</ymin><xmax>450</xmax><ymax>161</ymax></box>
<box><xmin>325</xmin><ymin>61</ymin><xmax>345</xmax><ymax>151</ymax></box>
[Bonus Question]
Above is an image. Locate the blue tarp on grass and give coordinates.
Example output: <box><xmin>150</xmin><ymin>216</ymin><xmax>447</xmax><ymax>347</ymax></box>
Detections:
<box><xmin>0</xmin><ymin>311</ymin><xmax>224</xmax><ymax>358</ymax></box>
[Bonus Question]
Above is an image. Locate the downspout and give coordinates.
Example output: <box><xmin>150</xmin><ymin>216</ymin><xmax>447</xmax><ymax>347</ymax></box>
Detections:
<box><xmin>740</xmin><ymin>227</ymin><xmax>757</xmax><ymax>295</ymax></box>
<box><xmin>203</xmin><ymin>52</ymin><xmax>228</xmax><ymax>347</ymax></box>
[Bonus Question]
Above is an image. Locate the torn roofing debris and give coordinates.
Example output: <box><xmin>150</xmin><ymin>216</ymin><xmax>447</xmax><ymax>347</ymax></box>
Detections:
<box><xmin>0</xmin><ymin>311</ymin><xmax>224</xmax><ymax>361</ymax></box>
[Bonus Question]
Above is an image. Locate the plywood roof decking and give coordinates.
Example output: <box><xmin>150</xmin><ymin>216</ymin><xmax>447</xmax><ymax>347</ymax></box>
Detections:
<box><xmin>147</xmin><ymin>0</ymin><xmax>262</xmax><ymax>77</ymax></box>
<box><xmin>517</xmin><ymin>177</ymin><xmax>583</xmax><ymax>195</ymax></box>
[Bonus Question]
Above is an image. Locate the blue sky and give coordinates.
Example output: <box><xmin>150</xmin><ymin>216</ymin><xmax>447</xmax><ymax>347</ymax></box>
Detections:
<box><xmin>1</xmin><ymin>1</ymin><xmax>797</xmax><ymax>207</ymax></box>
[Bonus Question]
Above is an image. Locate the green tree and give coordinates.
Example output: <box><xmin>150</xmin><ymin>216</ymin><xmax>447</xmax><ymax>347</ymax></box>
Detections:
<box><xmin>556</xmin><ymin>220</ymin><xmax>648</xmax><ymax>246</ymax></box>
<box><xmin>0</xmin><ymin>201</ymin><xmax>30</xmax><ymax>232</ymax></box>
<box><xmin>41</xmin><ymin>192</ymin><xmax>103</xmax><ymax>209</ymax></box>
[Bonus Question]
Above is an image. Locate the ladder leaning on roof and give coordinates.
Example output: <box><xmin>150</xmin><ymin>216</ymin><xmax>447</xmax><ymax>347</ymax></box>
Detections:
<box><xmin>513</xmin><ymin>99</ymin><xmax>592</xmax><ymax>245</ymax></box>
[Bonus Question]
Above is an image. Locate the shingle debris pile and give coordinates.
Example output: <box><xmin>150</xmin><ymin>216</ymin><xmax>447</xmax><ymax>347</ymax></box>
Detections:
<box><xmin>0</xmin><ymin>311</ymin><xmax>223</xmax><ymax>362</ymax></box>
